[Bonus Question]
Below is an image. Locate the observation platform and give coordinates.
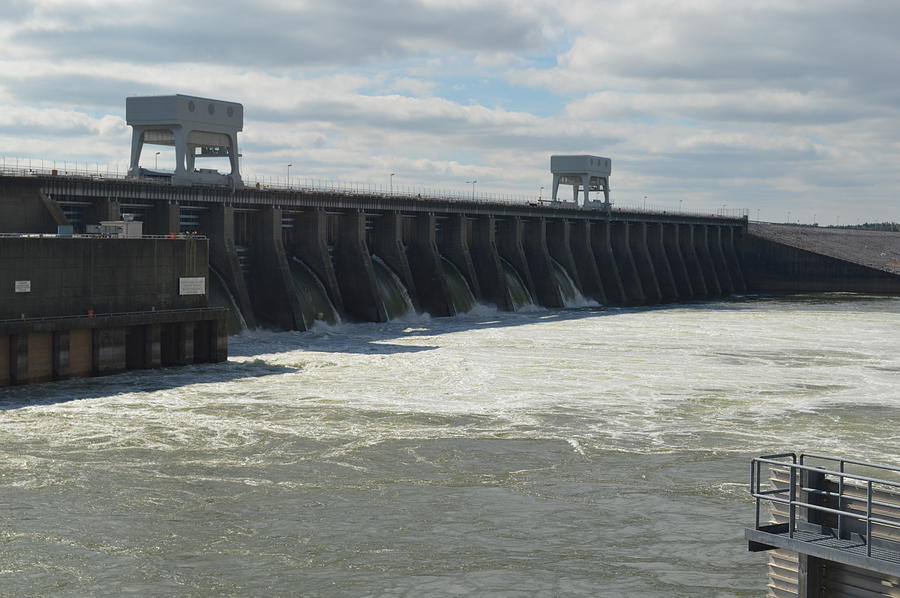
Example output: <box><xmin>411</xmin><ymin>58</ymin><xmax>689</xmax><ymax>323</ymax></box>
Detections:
<box><xmin>747</xmin><ymin>453</ymin><xmax>900</xmax><ymax>595</ymax></box>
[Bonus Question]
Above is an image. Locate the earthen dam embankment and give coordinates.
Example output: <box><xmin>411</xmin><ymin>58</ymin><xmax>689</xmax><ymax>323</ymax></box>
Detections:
<box><xmin>743</xmin><ymin>223</ymin><xmax>900</xmax><ymax>295</ymax></box>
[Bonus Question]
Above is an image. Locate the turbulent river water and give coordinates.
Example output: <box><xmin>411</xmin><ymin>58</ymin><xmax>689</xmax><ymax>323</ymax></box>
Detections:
<box><xmin>2</xmin><ymin>294</ymin><xmax>899</xmax><ymax>597</ymax></box>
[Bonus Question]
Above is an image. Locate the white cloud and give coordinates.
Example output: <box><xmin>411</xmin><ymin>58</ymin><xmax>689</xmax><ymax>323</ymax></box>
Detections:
<box><xmin>384</xmin><ymin>77</ymin><xmax>437</xmax><ymax>97</ymax></box>
<box><xmin>0</xmin><ymin>0</ymin><xmax>897</xmax><ymax>223</ymax></box>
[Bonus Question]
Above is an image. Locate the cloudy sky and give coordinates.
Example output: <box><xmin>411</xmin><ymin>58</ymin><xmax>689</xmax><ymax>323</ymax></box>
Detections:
<box><xmin>0</xmin><ymin>0</ymin><xmax>897</xmax><ymax>224</ymax></box>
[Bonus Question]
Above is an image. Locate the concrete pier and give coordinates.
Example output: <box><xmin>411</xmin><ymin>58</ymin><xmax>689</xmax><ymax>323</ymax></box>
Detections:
<box><xmin>373</xmin><ymin>211</ymin><xmax>419</xmax><ymax>312</ymax></box>
<box><xmin>496</xmin><ymin>217</ymin><xmax>538</xmax><ymax>303</ymax></box>
<box><xmin>567</xmin><ymin>220</ymin><xmax>608</xmax><ymax>305</ymax></box>
<box><xmin>646</xmin><ymin>223</ymin><xmax>679</xmax><ymax>302</ymax></box>
<box><xmin>680</xmin><ymin>224</ymin><xmax>708</xmax><ymax>297</ymax></box>
<box><xmin>709</xmin><ymin>226</ymin><xmax>735</xmax><ymax>295</ymax></box>
<box><xmin>664</xmin><ymin>224</ymin><xmax>695</xmax><ymax>298</ymax></box>
<box><xmin>334</xmin><ymin>210</ymin><xmax>386</xmax><ymax>322</ymax></box>
<box><xmin>610</xmin><ymin>221</ymin><xmax>646</xmax><ymax>305</ymax></box>
<box><xmin>631</xmin><ymin>223</ymin><xmax>663</xmax><ymax>304</ymax></box>
<box><xmin>438</xmin><ymin>214</ymin><xmax>482</xmax><ymax>302</ymax></box>
<box><xmin>591</xmin><ymin>220</ymin><xmax>627</xmax><ymax>306</ymax></box>
<box><xmin>523</xmin><ymin>218</ymin><xmax>565</xmax><ymax>308</ymax></box>
<box><xmin>290</xmin><ymin>207</ymin><xmax>346</xmax><ymax>319</ymax></box>
<box><xmin>252</xmin><ymin>206</ymin><xmax>307</xmax><ymax>330</ymax></box>
<box><xmin>407</xmin><ymin>212</ymin><xmax>454</xmax><ymax>317</ymax></box>
<box><xmin>469</xmin><ymin>215</ymin><xmax>514</xmax><ymax>310</ymax></box>
<box><xmin>209</xmin><ymin>204</ymin><xmax>257</xmax><ymax>328</ymax></box>
<box><xmin>722</xmin><ymin>227</ymin><xmax>747</xmax><ymax>293</ymax></box>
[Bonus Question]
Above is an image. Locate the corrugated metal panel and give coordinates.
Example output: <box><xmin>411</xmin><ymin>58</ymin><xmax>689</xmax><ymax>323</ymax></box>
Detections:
<box><xmin>824</xmin><ymin>562</ymin><xmax>900</xmax><ymax>597</ymax></box>
<box><xmin>768</xmin><ymin>467</ymin><xmax>799</xmax><ymax>597</ymax></box>
<box><xmin>763</xmin><ymin>465</ymin><xmax>900</xmax><ymax>597</ymax></box>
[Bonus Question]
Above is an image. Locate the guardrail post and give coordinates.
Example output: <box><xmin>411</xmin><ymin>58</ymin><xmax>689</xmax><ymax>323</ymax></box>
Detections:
<box><xmin>838</xmin><ymin>460</ymin><xmax>846</xmax><ymax>539</ymax></box>
<box><xmin>753</xmin><ymin>459</ymin><xmax>760</xmax><ymax>529</ymax></box>
<box><xmin>867</xmin><ymin>481</ymin><xmax>873</xmax><ymax>557</ymax></box>
<box><xmin>789</xmin><ymin>465</ymin><xmax>797</xmax><ymax>538</ymax></box>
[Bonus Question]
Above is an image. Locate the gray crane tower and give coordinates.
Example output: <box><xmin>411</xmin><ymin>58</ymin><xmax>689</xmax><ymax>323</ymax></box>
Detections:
<box><xmin>550</xmin><ymin>155</ymin><xmax>611</xmax><ymax>209</ymax></box>
<box><xmin>126</xmin><ymin>94</ymin><xmax>243</xmax><ymax>188</ymax></box>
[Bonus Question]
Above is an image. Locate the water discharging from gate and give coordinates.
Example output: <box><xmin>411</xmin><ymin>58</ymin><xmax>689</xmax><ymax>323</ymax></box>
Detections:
<box><xmin>550</xmin><ymin>258</ymin><xmax>595</xmax><ymax>308</ymax></box>
<box><xmin>440</xmin><ymin>257</ymin><xmax>476</xmax><ymax>314</ymax></box>
<box><xmin>372</xmin><ymin>255</ymin><xmax>415</xmax><ymax>320</ymax></box>
<box><xmin>208</xmin><ymin>267</ymin><xmax>247</xmax><ymax>335</ymax></box>
<box><xmin>499</xmin><ymin>257</ymin><xmax>534</xmax><ymax>310</ymax></box>
<box><xmin>289</xmin><ymin>257</ymin><xmax>340</xmax><ymax>327</ymax></box>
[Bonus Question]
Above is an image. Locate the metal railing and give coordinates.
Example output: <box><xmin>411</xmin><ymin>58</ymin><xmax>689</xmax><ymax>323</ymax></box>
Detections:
<box><xmin>0</xmin><ymin>232</ymin><xmax>206</xmax><ymax>240</ymax></box>
<box><xmin>0</xmin><ymin>156</ymin><xmax>748</xmax><ymax>219</ymax></box>
<box><xmin>751</xmin><ymin>453</ymin><xmax>900</xmax><ymax>559</ymax></box>
<box><xmin>0</xmin><ymin>306</ymin><xmax>225</xmax><ymax>325</ymax></box>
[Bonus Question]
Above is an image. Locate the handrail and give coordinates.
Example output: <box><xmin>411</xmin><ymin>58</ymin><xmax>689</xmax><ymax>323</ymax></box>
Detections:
<box><xmin>801</xmin><ymin>486</ymin><xmax>900</xmax><ymax>514</ymax></box>
<box><xmin>0</xmin><ymin>306</ymin><xmax>225</xmax><ymax>324</ymax></box>
<box><xmin>0</xmin><ymin>159</ymin><xmax>749</xmax><ymax>220</ymax></box>
<box><xmin>751</xmin><ymin>453</ymin><xmax>900</xmax><ymax>559</ymax></box>
<box><xmin>802</xmin><ymin>453</ymin><xmax>900</xmax><ymax>477</ymax></box>
<box><xmin>754</xmin><ymin>457</ymin><xmax>900</xmax><ymax>490</ymax></box>
<box><xmin>0</xmin><ymin>233</ymin><xmax>207</xmax><ymax>240</ymax></box>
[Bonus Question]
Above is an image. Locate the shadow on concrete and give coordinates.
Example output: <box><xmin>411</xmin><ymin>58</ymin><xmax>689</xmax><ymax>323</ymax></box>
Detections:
<box><xmin>0</xmin><ymin>359</ymin><xmax>297</xmax><ymax>410</ymax></box>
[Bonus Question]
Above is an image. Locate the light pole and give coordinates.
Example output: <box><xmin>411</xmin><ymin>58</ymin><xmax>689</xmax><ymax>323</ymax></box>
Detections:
<box><xmin>287</xmin><ymin>163</ymin><xmax>292</xmax><ymax>187</ymax></box>
<box><xmin>643</xmin><ymin>195</ymin><xmax>647</xmax><ymax>210</ymax></box>
<box><xmin>466</xmin><ymin>180</ymin><xmax>477</xmax><ymax>201</ymax></box>
<box><xmin>155</xmin><ymin>151</ymin><xmax>160</xmax><ymax>169</ymax></box>
<box><xmin>390</xmin><ymin>173</ymin><xmax>395</xmax><ymax>195</ymax></box>
<box><xmin>679</xmin><ymin>199</ymin><xmax>683</xmax><ymax>211</ymax></box>
<box><xmin>539</xmin><ymin>186</ymin><xmax>544</xmax><ymax>201</ymax></box>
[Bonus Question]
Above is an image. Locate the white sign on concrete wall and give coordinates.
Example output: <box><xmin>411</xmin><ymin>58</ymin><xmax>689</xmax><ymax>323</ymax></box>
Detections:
<box><xmin>179</xmin><ymin>277</ymin><xmax>206</xmax><ymax>296</ymax></box>
<box><xmin>14</xmin><ymin>280</ymin><xmax>31</xmax><ymax>293</ymax></box>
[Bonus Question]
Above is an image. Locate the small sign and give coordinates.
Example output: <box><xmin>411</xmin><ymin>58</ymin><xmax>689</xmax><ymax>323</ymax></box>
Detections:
<box><xmin>179</xmin><ymin>277</ymin><xmax>206</xmax><ymax>296</ymax></box>
<box><xmin>14</xmin><ymin>280</ymin><xmax>31</xmax><ymax>293</ymax></box>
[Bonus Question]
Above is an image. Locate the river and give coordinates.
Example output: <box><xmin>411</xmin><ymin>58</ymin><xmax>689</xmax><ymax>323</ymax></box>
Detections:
<box><xmin>1</xmin><ymin>294</ymin><xmax>899</xmax><ymax>597</ymax></box>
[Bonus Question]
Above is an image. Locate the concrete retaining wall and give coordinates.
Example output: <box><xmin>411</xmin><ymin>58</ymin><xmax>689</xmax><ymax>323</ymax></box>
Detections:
<box><xmin>743</xmin><ymin>233</ymin><xmax>900</xmax><ymax>295</ymax></box>
<box><xmin>0</xmin><ymin>237</ymin><xmax>208</xmax><ymax>319</ymax></box>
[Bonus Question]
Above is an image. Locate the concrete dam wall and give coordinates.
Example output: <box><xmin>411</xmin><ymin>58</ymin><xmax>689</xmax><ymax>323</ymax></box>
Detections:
<box><xmin>4</xmin><ymin>175</ymin><xmax>749</xmax><ymax>334</ymax></box>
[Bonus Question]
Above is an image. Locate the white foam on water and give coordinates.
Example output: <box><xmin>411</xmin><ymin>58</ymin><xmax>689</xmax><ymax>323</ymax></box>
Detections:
<box><xmin>2</xmin><ymin>296</ymin><xmax>900</xmax><ymax>460</ymax></box>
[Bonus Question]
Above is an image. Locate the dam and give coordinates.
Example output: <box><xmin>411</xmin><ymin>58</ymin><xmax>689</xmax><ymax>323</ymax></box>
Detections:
<box><xmin>4</xmin><ymin>165</ymin><xmax>900</xmax><ymax>339</ymax></box>
<box><xmin>2</xmin><ymin>94</ymin><xmax>899</xmax><ymax>385</ymax></box>
<box><xmin>3</xmin><ymin>172</ymin><xmax>749</xmax><ymax>336</ymax></box>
